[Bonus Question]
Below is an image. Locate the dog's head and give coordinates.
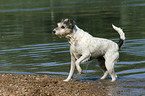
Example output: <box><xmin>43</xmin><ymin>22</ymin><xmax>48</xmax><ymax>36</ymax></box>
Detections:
<box><xmin>53</xmin><ymin>19</ymin><xmax>75</xmax><ymax>38</ymax></box>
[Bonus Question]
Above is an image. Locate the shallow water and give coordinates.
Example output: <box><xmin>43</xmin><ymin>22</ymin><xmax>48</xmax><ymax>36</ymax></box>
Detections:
<box><xmin>0</xmin><ymin>0</ymin><xmax>145</xmax><ymax>80</ymax></box>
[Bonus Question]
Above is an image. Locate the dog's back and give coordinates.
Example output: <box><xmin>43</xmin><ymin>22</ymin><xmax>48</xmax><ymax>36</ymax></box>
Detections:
<box><xmin>72</xmin><ymin>25</ymin><xmax>120</xmax><ymax>56</ymax></box>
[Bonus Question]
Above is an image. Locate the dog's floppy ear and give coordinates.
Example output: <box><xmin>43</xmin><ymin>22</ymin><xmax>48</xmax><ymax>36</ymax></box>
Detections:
<box><xmin>64</xmin><ymin>19</ymin><xmax>75</xmax><ymax>29</ymax></box>
<box><xmin>68</xmin><ymin>19</ymin><xmax>74</xmax><ymax>25</ymax></box>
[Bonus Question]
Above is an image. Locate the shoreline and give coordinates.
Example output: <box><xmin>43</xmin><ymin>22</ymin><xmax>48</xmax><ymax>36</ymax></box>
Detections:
<box><xmin>0</xmin><ymin>74</ymin><xmax>145</xmax><ymax>96</ymax></box>
<box><xmin>0</xmin><ymin>74</ymin><xmax>107</xmax><ymax>96</ymax></box>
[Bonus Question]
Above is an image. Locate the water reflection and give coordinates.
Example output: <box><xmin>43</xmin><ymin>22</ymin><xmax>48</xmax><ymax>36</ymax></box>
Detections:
<box><xmin>123</xmin><ymin>39</ymin><xmax>145</xmax><ymax>57</ymax></box>
<box><xmin>0</xmin><ymin>0</ymin><xmax>145</xmax><ymax>80</ymax></box>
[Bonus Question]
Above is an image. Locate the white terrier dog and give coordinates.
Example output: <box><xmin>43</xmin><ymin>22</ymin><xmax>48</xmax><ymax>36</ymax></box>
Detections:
<box><xmin>53</xmin><ymin>19</ymin><xmax>125</xmax><ymax>82</ymax></box>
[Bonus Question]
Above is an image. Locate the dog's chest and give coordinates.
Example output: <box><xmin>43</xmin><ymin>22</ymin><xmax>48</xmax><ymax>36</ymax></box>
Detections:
<box><xmin>70</xmin><ymin>40</ymin><xmax>82</xmax><ymax>53</ymax></box>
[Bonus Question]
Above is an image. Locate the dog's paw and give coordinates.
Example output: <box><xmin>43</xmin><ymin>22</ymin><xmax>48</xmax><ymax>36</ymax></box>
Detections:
<box><xmin>111</xmin><ymin>77</ymin><xmax>117</xmax><ymax>82</ymax></box>
<box><xmin>63</xmin><ymin>79</ymin><xmax>69</xmax><ymax>82</ymax></box>
<box><xmin>100</xmin><ymin>77</ymin><xmax>106</xmax><ymax>80</ymax></box>
<box><xmin>111</xmin><ymin>79</ymin><xmax>116</xmax><ymax>82</ymax></box>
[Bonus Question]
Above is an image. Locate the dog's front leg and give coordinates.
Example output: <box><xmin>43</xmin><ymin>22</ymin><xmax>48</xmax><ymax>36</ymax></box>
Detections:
<box><xmin>75</xmin><ymin>54</ymin><xmax>90</xmax><ymax>74</ymax></box>
<box><xmin>63</xmin><ymin>53</ymin><xmax>75</xmax><ymax>82</ymax></box>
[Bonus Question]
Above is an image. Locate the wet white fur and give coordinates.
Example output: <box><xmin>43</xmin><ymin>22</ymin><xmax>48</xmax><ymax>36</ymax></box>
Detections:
<box><xmin>54</xmin><ymin>23</ymin><xmax>125</xmax><ymax>82</ymax></box>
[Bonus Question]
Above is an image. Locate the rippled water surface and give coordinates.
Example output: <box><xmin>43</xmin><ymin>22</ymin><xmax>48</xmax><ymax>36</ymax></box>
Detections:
<box><xmin>0</xmin><ymin>0</ymin><xmax>145</xmax><ymax>80</ymax></box>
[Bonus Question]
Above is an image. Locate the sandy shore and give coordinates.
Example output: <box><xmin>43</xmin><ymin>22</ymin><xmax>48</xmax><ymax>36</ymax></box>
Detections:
<box><xmin>0</xmin><ymin>74</ymin><xmax>145</xmax><ymax>96</ymax></box>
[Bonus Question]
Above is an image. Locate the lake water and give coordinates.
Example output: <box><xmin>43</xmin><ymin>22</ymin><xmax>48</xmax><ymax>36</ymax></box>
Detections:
<box><xmin>0</xmin><ymin>0</ymin><xmax>145</xmax><ymax>80</ymax></box>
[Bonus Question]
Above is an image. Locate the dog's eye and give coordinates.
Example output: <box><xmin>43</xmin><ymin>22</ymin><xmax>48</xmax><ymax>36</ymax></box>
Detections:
<box><xmin>61</xmin><ymin>26</ymin><xmax>65</xmax><ymax>29</ymax></box>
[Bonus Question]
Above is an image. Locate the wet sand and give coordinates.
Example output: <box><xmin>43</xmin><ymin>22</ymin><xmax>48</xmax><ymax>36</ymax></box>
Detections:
<box><xmin>0</xmin><ymin>74</ymin><xmax>145</xmax><ymax>96</ymax></box>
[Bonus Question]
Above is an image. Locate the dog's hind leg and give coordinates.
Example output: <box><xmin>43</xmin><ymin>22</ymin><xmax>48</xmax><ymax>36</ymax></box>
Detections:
<box><xmin>97</xmin><ymin>56</ymin><xmax>108</xmax><ymax>80</ymax></box>
<box><xmin>104</xmin><ymin>51</ymin><xmax>119</xmax><ymax>82</ymax></box>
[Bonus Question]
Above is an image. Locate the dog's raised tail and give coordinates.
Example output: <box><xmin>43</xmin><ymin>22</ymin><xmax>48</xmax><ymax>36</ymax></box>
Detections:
<box><xmin>112</xmin><ymin>24</ymin><xmax>125</xmax><ymax>49</ymax></box>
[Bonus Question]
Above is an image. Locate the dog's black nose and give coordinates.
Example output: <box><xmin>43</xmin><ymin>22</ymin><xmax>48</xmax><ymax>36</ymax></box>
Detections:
<box><xmin>52</xmin><ymin>29</ymin><xmax>56</xmax><ymax>34</ymax></box>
